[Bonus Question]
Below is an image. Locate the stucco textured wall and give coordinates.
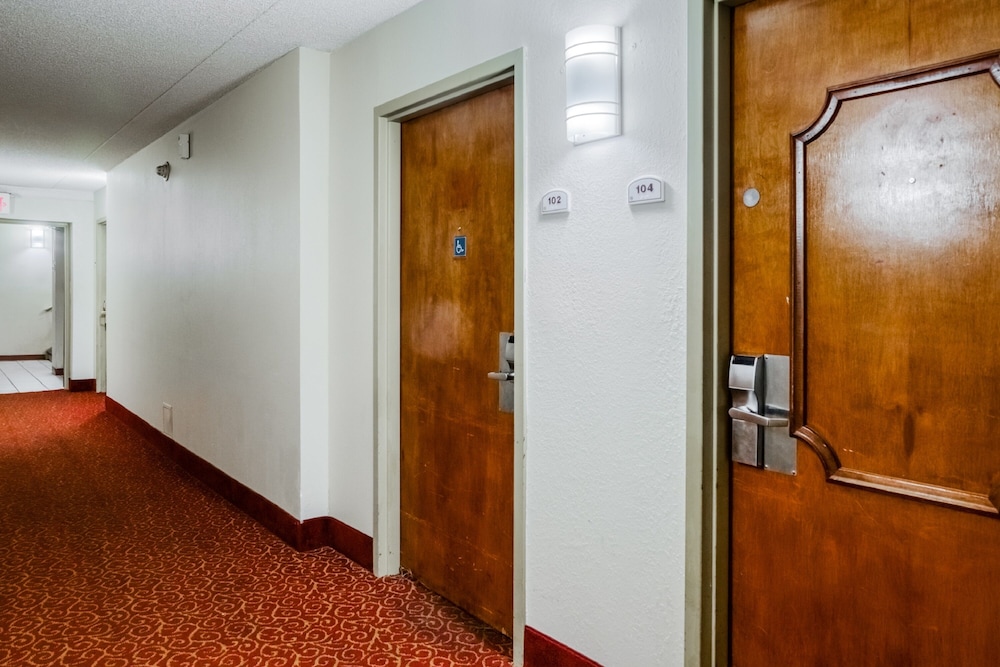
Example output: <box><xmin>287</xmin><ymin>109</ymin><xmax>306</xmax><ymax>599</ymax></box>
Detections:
<box><xmin>0</xmin><ymin>224</ymin><xmax>53</xmax><ymax>355</ymax></box>
<box><xmin>107</xmin><ymin>51</ymin><xmax>305</xmax><ymax>516</ymax></box>
<box><xmin>327</xmin><ymin>1</ymin><xmax>688</xmax><ymax>664</ymax></box>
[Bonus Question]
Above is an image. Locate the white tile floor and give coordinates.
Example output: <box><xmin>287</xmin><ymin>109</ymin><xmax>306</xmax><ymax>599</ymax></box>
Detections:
<box><xmin>0</xmin><ymin>360</ymin><xmax>65</xmax><ymax>394</ymax></box>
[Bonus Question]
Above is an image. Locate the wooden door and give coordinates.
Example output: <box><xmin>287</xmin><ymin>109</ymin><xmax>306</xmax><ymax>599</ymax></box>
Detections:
<box><xmin>399</xmin><ymin>83</ymin><xmax>514</xmax><ymax>635</ymax></box>
<box><xmin>731</xmin><ymin>1</ymin><xmax>1000</xmax><ymax>664</ymax></box>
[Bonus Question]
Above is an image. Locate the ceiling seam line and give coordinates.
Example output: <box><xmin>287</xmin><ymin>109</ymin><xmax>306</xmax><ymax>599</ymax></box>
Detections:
<box><xmin>81</xmin><ymin>0</ymin><xmax>288</xmax><ymax>163</ymax></box>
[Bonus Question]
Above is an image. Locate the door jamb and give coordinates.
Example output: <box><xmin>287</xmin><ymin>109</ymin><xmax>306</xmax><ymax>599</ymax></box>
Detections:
<box><xmin>687</xmin><ymin>1</ymin><xmax>736</xmax><ymax>665</ymax></box>
<box><xmin>372</xmin><ymin>49</ymin><xmax>526</xmax><ymax>665</ymax></box>
<box><xmin>96</xmin><ymin>218</ymin><xmax>107</xmax><ymax>393</ymax></box>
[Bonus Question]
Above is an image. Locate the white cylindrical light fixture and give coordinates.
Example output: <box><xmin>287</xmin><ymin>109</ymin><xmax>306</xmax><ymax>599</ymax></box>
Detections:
<box><xmin>565</xmin><ymin>25</ymin><xmax>621</xmax><ymax>145</ymax></box>
<box><xmin>29</xmin><ymin>227</ymin><xmax>45</xmax><ymax>248</ymax></box>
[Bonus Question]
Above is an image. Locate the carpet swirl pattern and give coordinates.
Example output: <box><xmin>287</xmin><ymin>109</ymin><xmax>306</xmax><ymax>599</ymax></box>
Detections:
<box><xmin>0</xmin><ymin>392</ymin><xmax>512</xmax><ymax>666</ymax></box>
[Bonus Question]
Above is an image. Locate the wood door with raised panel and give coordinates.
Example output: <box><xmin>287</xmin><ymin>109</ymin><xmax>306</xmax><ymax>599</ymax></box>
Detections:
<box><xmin>399</xmin><ymin>83</ymin><xmax>514</xmax><ymax>635</ymax></box>
<box><xmin>731</xmin><ymin>1</ymin><xmax>1000</xmax><ymax>664</ymax></box>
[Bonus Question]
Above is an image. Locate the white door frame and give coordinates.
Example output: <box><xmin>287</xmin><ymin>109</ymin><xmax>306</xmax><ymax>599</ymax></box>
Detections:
<box><xmin>687</xmin><ymin>1</ymin><xmax>737</xmax><ymax>665</ymax></box>
<box><xmin>372</xmin><ymin>49</ymin><xmax>526</xmax><ymax>664</ymax></box>
<box><xmin>0</xmin><ymin>219</ymin><xmax>71</xmax><ymax>389</ymax></box>
<box><xmin>51</xmin><ymin>226</ymin><xmax>66</xmax><ymax>374</ymax></box>
<box><xmin>96</xmin><ymin>218</ymin><xmax>107</xmax><ymax>393</ymax></box>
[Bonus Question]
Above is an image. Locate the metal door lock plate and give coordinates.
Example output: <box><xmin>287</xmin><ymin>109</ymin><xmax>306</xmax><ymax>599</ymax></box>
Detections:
<box><xmin>728</xmin><ymin>354</ymin><xmax>796</xmax><ymax>476</ymax></box>
<box><xmin>488</xmin><ymin>332</ymin><xmax>514</xmax><ymax>413</ymax></box>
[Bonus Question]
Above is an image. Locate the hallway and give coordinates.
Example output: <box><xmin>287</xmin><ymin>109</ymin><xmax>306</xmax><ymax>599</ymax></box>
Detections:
<box><xmin>0</xmin><ymin>0</ymin><xmax>688</xmax><ymax>661</ymax></box>
<box><xmin>0</xmin><ymin>391</ymin><xmax>512</xmax><ymax>666</ymax></box>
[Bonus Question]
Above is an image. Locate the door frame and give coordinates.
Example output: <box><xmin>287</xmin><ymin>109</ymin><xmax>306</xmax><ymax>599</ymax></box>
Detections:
<box><xmin>0</xmin><ymin>219</ymin><xmax>72</xmax><ymax>390</ymax></box>
<box><xmin>96</xmin><ymin>218</ymin><xmax>107</xmax><ymax>393</ymax></box>
<box><xmin>372</xmin><ymin>50</ymin><xmax>526</xmax><ymax>663</ymax></box>
<box><xmin>688</xmin><ymin>1</ymin><xmax>739</xmax><ymax>665</ymax></box>
<box><xmin>51</xmin><ymin>226</ymin><xmax>66</xmax><ymax>375</ymax></box>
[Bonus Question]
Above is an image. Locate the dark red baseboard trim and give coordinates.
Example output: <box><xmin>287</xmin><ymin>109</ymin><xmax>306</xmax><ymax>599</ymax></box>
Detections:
<box><xmin>0</xmin><ymin>354</ymin><xmax>47</xmax><ymax>361</ymax></box>
<box><xmin>68</xmin><ymin>378</ymin><xmax>96</xmax><ymax>392</ymax></box>
<box><xmin>53</xmin><ymin>368</ymin><xmax>65</xmax><ymax>376</ymax></box>
<box><xmin>104</xmin><ymin>396</ymin><xmax>374</xmax><ymax>571</ymax></box>
<box><xmin>301</xmin><ymin>516</ymin><xmax>374</xmax><ymax>570</ymax></box>
<box><xmin>525</xmin><ymin>627</ymin><xmax>603</xmax><ymax>667</ymax></box>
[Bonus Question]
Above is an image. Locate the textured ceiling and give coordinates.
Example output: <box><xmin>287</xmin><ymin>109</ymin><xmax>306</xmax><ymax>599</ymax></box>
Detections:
<box><xmin>0</xmin><ymin>0</ymin><xmax>424</xmax><ymax>191</ymax></box>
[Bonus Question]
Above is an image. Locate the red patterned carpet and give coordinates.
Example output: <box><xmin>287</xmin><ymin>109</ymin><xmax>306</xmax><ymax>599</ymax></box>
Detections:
<box><xmin>0</xmin><ymin>392</ymin><xmax>512</xmax><ymax>666</ymax></box>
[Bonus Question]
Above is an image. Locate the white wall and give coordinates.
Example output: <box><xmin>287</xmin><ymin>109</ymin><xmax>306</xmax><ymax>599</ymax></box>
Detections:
<box><xmin>299</xmin><ymin>49</ymin><xmax>332</xmax><ymax>519</ymax></box>
<box><xmin>327</xmin><ymin>1</ymin><xmax>688</xmax><ymax>664</ymax></box>
<box><xmin>0</xmin><ymin>224</ymin><xmax>53</xmax><ymax>355</ymax></box>
<box><xmin>0</xmin><ymin>186</ymin><xmax>97</xmax><ymax>379</ymax></box>
<box><xmin>95</xmin><ymin>187</ymin><xmax>107</xmax><ymax>221</ymax></box>
<box><xmin>107</xmin><ymin>49</ymin><xmax>331</xmax><ymax>519</ymax></box>
<box><xmin>102</xmin><ymin>3</ymin><xmax>693</xmax><ymax>662</ymax></box>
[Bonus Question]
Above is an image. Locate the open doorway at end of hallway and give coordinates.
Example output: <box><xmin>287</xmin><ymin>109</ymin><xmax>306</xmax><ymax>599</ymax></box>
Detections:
<box><xmin>0</xmin><ymin>221</ymin><xmax>70</xmax><ymax>391</ymax></box>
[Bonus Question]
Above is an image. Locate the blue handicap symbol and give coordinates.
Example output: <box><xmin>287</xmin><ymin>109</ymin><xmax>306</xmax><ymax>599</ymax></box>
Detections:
<box><xmin>453</xmin><ymin>235</ymin><xmax>467</xmax><ymax>257</ymax></box>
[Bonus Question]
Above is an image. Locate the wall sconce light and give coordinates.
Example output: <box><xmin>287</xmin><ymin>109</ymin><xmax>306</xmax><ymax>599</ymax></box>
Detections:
<box><xmin>30</xmin><ymin>227</ymin><xmax>45</xmax><ymax>248</ymax></box>
<box><xmin>565</xmin><ymin>25</ymin><xmax>622</xmax><ymax>145</ymax></box>
<box><xmin>156</xmin><ymin>162</ymin><xmax>171</xmax><ymax>181</ymax></box>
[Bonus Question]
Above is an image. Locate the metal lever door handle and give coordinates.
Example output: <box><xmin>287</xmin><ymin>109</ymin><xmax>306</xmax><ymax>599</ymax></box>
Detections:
<box><xmin>728</xmin><ymin>407</ymin><xmax>788</xmax><ymax>428</ymax></box>
<box><xmin>488</xmin><ymin>371</ymin><xmax>514</xmax><ymax>382</ymax></box>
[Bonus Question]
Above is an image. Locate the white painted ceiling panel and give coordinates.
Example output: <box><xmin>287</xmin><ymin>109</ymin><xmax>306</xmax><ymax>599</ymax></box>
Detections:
<box><xmin>0</xmin><ymin>0</ymin><xmax>423</xmax><ymax>191</ymax></box>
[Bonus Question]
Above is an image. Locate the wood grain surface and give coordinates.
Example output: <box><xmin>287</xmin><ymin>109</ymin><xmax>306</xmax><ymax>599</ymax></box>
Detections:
<box><xmin>399</xmin><ymin>83</ymin><xmax>515</xmax><ymax>635</ymax></box>
<box><xmin>731</xmin><ymin>0</ymin><xmax>1000</xmax><ymax>663</ymax></box>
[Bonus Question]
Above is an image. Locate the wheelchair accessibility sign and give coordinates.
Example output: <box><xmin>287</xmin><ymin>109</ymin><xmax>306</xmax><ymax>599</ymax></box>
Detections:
<box><xmin>453</xmin><ymin>235</ymin><xmax>467</xmax><ymax>258</ymax></box>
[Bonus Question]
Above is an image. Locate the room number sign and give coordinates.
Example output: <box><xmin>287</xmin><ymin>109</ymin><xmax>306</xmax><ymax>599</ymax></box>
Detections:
<box><xmin>628</xmin><ymin>177</ymin><xmax>665</xmax><ymax>205</ymax></box>
<box><xmin>540</xmin><ymin>189</ymin><xmax>570</xmax><ymax>214</ymax></box>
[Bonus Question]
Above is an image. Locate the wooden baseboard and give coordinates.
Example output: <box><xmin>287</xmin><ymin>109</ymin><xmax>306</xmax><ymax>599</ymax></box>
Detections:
<box><xmin>524</xmin><ymin>627</ymin><xmax>603</xmax><ymax>667</ymax></box>
<box><xmin>68</xmin><ymin>379</ymin><xmax>96</xmax><ymax>392</ymax></box>
<box><xmin>0</xmin><ymin>354</ymin><xmax>47</xmax><ymax>361</ymax></box>
<box><xmin>301</xmin><ymin>516</ymin><xmax>374</xmax><ymax>570</ymax></box>
<box><xmin>53</xmin><ymin>368</ymin><xmax>64</xmax><ymax>376</ymax></box>
<box><xmin>103</xmin><ymin>396</ymin><xmax>373</xmax><ymax>570</ymax></box>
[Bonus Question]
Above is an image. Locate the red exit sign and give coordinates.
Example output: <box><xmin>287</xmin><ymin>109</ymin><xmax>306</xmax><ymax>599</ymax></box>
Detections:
<box><xmin>0</xmin><ymin>192</ymin><xmax>10</xmax><ymax>215</ymax></box>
